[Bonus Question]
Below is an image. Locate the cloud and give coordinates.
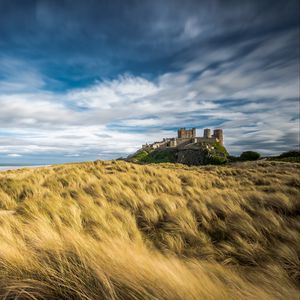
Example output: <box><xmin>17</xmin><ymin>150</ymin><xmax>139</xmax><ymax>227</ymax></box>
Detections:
<box><xmin>69</xmin><ymin>75</ymin><xmax>160</xmax><ymax>109</ymax></box>
<box><xmin>0</xmin><ymin>0</ymin><xmax>299</xmax><ymax>163</ymax></box>
<box><xmin>0</xmin><ymin>57</ymin><xmax>45</xmax><ymax>93</ymax></box>
<box><xmin>7</xmin><ymin>153</ymin><xmax>22</xmax><ymax>157</ymax></box>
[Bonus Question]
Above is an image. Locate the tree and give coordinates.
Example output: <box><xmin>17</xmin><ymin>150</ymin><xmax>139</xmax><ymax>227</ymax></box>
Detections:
<box><xmin>240</xmin><ymin>151</ymin><xmax>260</xmax><ymax>161</ymax></box>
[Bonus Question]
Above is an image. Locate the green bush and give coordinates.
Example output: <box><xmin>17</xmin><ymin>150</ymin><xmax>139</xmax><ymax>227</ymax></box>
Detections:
<box><xmin>208</xmin><ymin>155</ymin><xmax>227</xmax><ymax>165</ymax></box>
<box><xmin>207</xmin><ymin>142</ymin><xmax>229</xmax><ymax>165</ymax></box>
<box><xmin>240</xmin><ymin>151</ymin><xmax>261</xmax><ymax>161</ymax></box>
<box><xmin>279</xmin><ymin>150</ymin><xmax>300</xmax><ymax>158</ymax></box>
<box><xmin>212</xmin><ymin>142</ymin><xmax>229</xmax><ymax>157</ymax></box>
<box><xmin>132</xmin><ymin>150</ymin><xmax>150</xmax><ymax>161</ymax></box>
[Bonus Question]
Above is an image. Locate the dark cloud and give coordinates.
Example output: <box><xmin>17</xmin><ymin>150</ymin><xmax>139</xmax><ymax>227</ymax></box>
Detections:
<box><xmin>0</xmin><ymin>0</ymin><xmax>298</xmax><ymax>83</ymax></box>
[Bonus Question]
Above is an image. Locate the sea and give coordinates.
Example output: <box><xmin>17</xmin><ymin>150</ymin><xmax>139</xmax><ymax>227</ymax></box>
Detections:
<box><xmin>0</xmin><ymin>165</ymin><xmax>48</xmax><ymax>171</ymax></box>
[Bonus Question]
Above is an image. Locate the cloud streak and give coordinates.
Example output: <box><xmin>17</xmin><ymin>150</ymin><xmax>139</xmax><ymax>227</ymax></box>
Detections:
<box><xmin>0</xmin><ymin>0</ymin><xmax>299</xmax><ymax>163</ymax></box>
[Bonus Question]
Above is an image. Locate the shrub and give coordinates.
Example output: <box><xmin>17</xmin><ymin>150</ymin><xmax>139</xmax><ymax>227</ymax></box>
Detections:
<box><xmin>207</xmin><ymin>154</ymin><xmax>228</xmax><ymax>165</ymax></box>
<box><xmin>206</xmin><ymin>142</ymin><xmax>229</xmax><ymax>165</ymax></box>
<box><xmin>279</xmin><ymin>150</ymin><xmax>300</xmax><ymax>158</ymax></box>
<box><xmin>212</xmin><ymin>142</ymin><xmax>229</xmax><ymax>157</ymax></box>
<box><xmin>240</xmin><ymin>151</ymin><xmax>261</xmax><ymax>161</ymax></box>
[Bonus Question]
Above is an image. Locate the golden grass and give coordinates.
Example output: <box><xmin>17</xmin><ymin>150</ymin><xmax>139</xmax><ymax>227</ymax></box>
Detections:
<box><xmin>0</xmin><ymin>160</ymin><xmax>299</xmax><ymax>299</ymax></box>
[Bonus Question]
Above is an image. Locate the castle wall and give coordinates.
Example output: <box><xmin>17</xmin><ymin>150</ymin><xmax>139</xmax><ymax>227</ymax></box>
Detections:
<box><xmin>176</xmin><ymin>138</ymin><xmax>193</xmax><ymax>146</ymax></box>
<box><xmin>194</xmin><ymin>137</ymin><xmax>218</xmax><ymax>143</ymax></box>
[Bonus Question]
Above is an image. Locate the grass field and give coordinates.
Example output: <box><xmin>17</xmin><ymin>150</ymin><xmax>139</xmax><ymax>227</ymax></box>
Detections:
<box><xmin>0</xmin><ymin>160</ymin><xmax>299</xmax><ymax>299</ymax></box>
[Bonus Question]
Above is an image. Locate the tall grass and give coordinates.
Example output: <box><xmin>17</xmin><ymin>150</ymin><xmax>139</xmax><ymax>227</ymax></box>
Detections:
<box><xmin>0</xmin><ymin>160</ymin><xmax>299</xmax><ymax>299</ymax></box>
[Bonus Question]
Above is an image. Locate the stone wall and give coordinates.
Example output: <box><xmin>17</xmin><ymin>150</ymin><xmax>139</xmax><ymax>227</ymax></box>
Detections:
<box><xmin>194</xmin><ymin>137</ymin><xmax>218</xmax><ymax>144</ymax></box>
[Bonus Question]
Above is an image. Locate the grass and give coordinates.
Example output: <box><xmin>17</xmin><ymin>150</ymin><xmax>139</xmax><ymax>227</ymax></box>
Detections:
<box><xmin>130</xmin><ymin>148</ymin><xmax>177</xmax><ymax>163</ymax></box>
<box><xmin>0</xmin><ymin>160</ymin><xmax>299</xmax><ymax>299</ymax></box>
<box><xmin>140</xmin><ymin>149</ymin><xmax>177</xmax><ymax>163</ymax></box>
<box><xmin>268</xmin><ymin>157</ymin><xmax>300</xmax><ymax>163</ymax></box>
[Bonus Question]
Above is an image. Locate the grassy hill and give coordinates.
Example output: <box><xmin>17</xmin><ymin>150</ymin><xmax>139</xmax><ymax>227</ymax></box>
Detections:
<box><xmin>0</xmin><ymin>160</ymin><xmax>299</xmax><ymax>299</ymax></box>
<box><xmin>129</xmin><ymin>142</ymin><xmax>229</xmax><ymax>165</ymax></box>
<box><xmin>129</xmin><ymin>147</ymin><xmax>177</xmax><ymax>163</ymax></box>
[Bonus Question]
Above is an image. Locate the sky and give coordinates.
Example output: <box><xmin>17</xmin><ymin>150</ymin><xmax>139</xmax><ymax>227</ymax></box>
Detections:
<box><xmin>0</xmin><ymin>0</ymin><xmax>299</xmax><ymax>164</ymax></box>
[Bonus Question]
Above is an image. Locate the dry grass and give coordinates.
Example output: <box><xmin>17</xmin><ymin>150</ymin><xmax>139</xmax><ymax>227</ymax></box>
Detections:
<box><xmin>0</xmin><ymin>160</ymin><xmax>299</xmax><ymax>299</ymax></box>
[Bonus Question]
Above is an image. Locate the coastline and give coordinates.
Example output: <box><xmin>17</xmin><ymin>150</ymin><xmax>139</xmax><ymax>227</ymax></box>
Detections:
<box><xmin>0</xmin><ymin>165</ymin><xmax>49</xmax><ymax>171</ymax></box>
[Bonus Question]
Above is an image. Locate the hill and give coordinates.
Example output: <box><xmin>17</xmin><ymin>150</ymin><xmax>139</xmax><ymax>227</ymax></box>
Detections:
<box><xmin>0</xmin><ymin>160</ymin><xmax>299</xmax><ymax>299</ymax></box>
<box><xmin>128</xmin><ymin>141</ymin><xmax>229</xmax><ymax>165</ymax></box>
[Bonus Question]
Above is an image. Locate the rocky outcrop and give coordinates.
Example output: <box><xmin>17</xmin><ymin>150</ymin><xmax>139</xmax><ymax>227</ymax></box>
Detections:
<box><xmin>176</xmin><ymin>148</ymin><xmax>209</xmax><ymax>165</ymax></box>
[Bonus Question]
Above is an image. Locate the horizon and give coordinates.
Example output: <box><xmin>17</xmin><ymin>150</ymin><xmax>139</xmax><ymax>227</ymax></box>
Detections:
<box><xmin>0</xmin><ymin>0</ymin><xmax>299</xmax><ymax>165</ymax></box>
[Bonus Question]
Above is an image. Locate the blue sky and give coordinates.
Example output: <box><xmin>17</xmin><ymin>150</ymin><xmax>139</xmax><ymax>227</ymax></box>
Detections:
<box><xmin>0</xmin><ymin>0</ymin><xmax>299</xmax><ymax>164</ymax></box>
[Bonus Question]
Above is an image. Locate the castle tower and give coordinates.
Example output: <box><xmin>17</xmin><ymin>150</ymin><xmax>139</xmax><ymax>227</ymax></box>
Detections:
<box><xmin>203</xmin><ymin>128</ymin><xmax>211</xmax><ymax>138</ymax></box>
<box><xmin>169</xmin><ymin>138</ymin><xmax>177</xmax><ymax>147</ymax></box>
<box><xmin>178</xmin><ymin>128</ymin><xmax>185</xmax><ymax>138</ymax></box>
<box><xmin>178</xmin><ymin>128</ymin><xmax>196</xmax><ymax>139</ymax></box>
<box><xmin>213</xmin><ymin>129</ymin><xmax>224</xmax><ymax>145</ymax></box>
<box><xmin>192</xmin><ymin>128</ymin><xmax>196</xmax><ymax>138</ymax></box>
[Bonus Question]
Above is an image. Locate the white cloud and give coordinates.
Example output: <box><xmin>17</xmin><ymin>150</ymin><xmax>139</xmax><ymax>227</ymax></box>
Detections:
<box><xmin>7</xmin><ymin>153</ymin><xmax>22</xmax><ymax>157</ymax></box>
<box><xmin>0</xmin><ymin>29</ymin><xmax>299</xmax><ymax>161</ymax></box>
<box><xmin>69</xmin><ymin>75</ymin><xmax>160</xmax><ymax>109</ymax></box>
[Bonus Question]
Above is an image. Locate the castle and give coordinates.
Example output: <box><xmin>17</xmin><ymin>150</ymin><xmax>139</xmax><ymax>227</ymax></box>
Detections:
<box><xmin>142</xmin><ymin>128</ymin><xmax>224</xmax><ymax>150</ymax></box>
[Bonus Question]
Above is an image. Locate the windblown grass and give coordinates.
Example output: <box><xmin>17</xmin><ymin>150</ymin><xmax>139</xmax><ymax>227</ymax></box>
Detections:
<box><xmin>0</xmin><ymin>160</ymin><xmax>299</xmax><ymax>299</ymax></box>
